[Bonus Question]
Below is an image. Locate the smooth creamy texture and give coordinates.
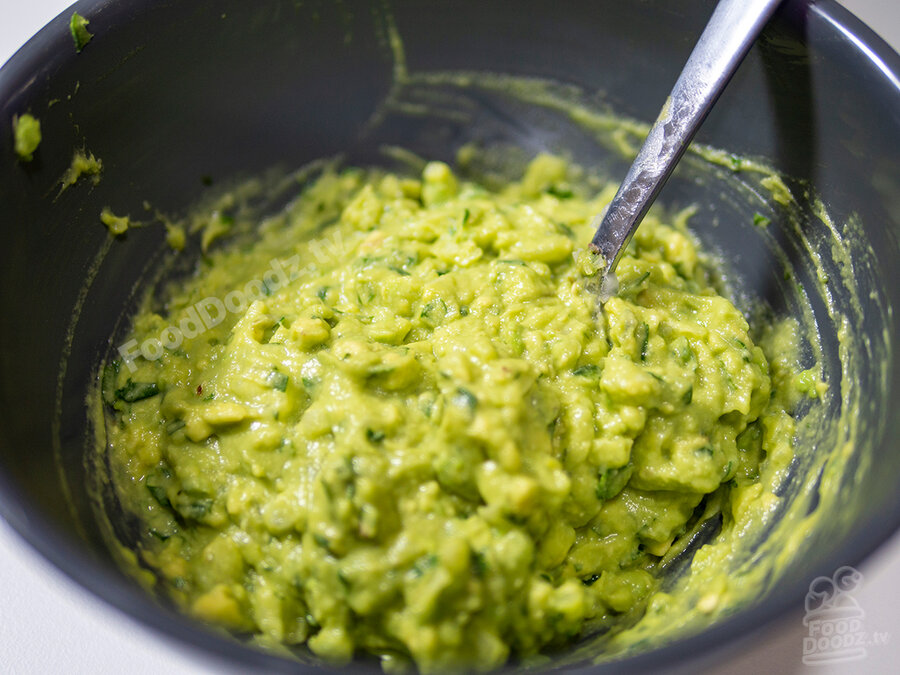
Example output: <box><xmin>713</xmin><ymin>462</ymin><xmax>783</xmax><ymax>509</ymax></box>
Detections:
<box><xmin>96</xmin><ymin>155</ymin><xmax>804</xmax><ymax>672</ymax></box>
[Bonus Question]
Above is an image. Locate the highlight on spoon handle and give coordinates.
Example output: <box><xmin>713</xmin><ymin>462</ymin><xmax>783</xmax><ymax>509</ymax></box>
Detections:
<box><xmin>588</xmin><ymin>0</ymin><xmax>783</xmax><ymax>276</ymax></box>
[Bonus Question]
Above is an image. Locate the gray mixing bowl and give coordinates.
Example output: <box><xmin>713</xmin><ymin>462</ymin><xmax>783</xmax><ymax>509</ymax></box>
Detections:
<box><xmin>0</xmin><ymin>0</ymin><xmax>897</xmax><ymax>671</ymax></box>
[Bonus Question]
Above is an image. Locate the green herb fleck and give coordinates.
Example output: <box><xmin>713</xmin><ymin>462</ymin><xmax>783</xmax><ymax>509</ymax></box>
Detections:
<box><xmin>366</xmin><ymin>428</ymin><xmax>385</xmax><ymax>444</ymax></box>
<box><xmin>70</xmin><ymin>13</ymin><xmax>94</xmax><ymax>52</ymax></box>
<box><xmin>421</xmin><ymin>298</ymin><xmax>448</xmax><ymax>328</ymax></box>
<box><xmin>573</xmin><ymin>364</ymin><xmax>601</xmax><ymax>377</ymax></box>
<box><xmin>181</xmin><ymin>498</ymin><xmax>213</xmax><ymax>520</ymax></box>
<box><xmin>546</xmin><ymin>185</ymin><xmax>574</xmax><ymax>199</ymax></box>
<box><xmin>411</xmin><ymin>553</ymin><xmax>438</xmax><ymax>578</ymax></box>
<box><xmin>626</xmin><ymin>270</ymin><xmax>651</xmax><ymax>291</ymax></box>
<box><xmin>695</xmin><ymin>445</ymin><xmax>714</xmax><ymax>457</ymax></box>
<box><xmin>596</xmin><ymin>466</ymin><xmax>631</xmax><ymax>500</ymax></box>
<box><xmin>556</xmin><ymin>222</ymin><xmax>575</xmax><ymax>238</ymax></box>
<box><xmin>753</xmin><ymin>213</ymin><xmax>771</xmax><ymax>228</ymax></box>
<box><xmin>723</xmin><ymin>460</ymin><xmax>734</xmax><ymax>480</ymax></box>
<box><xmin>267</xmin><ymin>369</ymin><xmax>289</xmax><ymax>392</ymax></box>
<box><xmin>148</xmin><ymin>528</ymin><xmax>171</xmax><ymax>541</ymax></box>
<box><xmin>471</xmin><ymin>551</ymin><xmax>488</xmax><ymax>577</ymax></box>
<box><xmin>165</xmin><ymin>419</ymin><xmax>186</xmax><ymax>435</ymax></box>
<box><xmin>116</xmin><ymin>379</ymin><xmax>159</xmax><ymax>403</ymax></box>
<box><xmin>452</xmin><ymin>387</ymin><xmax>478</xmax><ymax>412</ymax></box>
<box><xmin>146</xmin><ymin>484</ymin><xmax>170</xmax><ymax>508</ymax></box>
<box><xmin>637</xmin><ymin>322</ymin><xmax>650</xmax><ymax>361</ymax></box>
<box><xmin>100</xmin><ymin>361</ymin><xmax>119</xmax><ymax>407</ymax></box>
<box><xmin>356</xmin><ymin>282</ymin><xmax>376</xmax><ymax>306</ymax></box>
<box><xmin>672</xmin><ymin>338</ymin><xmax>694</xmax><ymax>364</ymax></box>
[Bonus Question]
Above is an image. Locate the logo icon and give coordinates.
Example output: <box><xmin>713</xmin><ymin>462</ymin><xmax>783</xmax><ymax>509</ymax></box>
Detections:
<box><xmin>802</xmin><ymin>566</ymin><xmax>866</xmax><ymax>665</ymax></box>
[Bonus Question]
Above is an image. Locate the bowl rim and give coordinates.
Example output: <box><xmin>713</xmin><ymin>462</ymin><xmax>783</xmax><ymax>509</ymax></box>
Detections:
<box><xmin>0</xmin><ymin>0</ymin><xmax>898</xmax><ymax>672</ymax></box>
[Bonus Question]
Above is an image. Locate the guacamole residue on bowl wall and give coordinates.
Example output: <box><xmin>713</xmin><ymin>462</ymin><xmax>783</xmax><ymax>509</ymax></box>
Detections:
<box><xmin>92</xmin><ymin>153</ymin><xmax>815</xmax><ymax>673</ymax></box>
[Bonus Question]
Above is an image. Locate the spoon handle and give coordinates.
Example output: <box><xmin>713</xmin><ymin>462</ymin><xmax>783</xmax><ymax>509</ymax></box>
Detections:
<box><xmin>588</xmin><ymin>0</ymin><xmax>783</xmax><ymax>276</ymax></box>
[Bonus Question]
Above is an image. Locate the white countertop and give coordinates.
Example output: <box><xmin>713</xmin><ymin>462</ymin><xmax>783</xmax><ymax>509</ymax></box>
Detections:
<box><xmin>1</xmin><ymin>1</ymin><xmax>897</xmax><ymax>673</ymax></box>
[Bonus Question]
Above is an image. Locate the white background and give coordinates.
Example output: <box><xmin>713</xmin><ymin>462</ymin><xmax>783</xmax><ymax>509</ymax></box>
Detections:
<box><xmin>1</xmin><ymin>1</ymin><xmax>898</xmax><ymax>673</ymax></box>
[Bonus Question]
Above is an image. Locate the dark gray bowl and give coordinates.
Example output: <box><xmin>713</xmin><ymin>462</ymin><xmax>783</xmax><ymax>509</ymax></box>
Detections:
<box><xmin>0</xmin><ymin>0</ymin><xmax>897</xmax><ymax>672</ymax></box>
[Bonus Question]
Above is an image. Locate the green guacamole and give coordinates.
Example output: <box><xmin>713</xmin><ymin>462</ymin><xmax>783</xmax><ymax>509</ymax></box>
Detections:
<box><xmin>12</xmin><ymin>113</ymin><xmax>41</xmax><ymax>162</ymax></box>
<box><xmin>97</xmin><ymin>155</ymin><xmax>802</xmax><ymax>672</ymax></box>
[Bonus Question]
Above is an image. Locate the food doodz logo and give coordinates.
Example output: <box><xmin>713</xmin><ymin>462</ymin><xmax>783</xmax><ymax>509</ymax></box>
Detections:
<box><xmin>801</xmin><ymin>565</ymin><xmax>879</xmax><ymax>665</ymax></box>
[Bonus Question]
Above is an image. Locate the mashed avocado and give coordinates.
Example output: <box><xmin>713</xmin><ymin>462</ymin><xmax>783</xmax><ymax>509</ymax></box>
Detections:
<box><xmin>12</xmin><ymin>113</ymin><xmax>41</xmax><ymax>161</ymax></box>
<box><xmin>60</xmin><ymin>149</ymin><xmax>102</xmax><ymax>192</ymax></box>
<box><xmin>100</xmin><ymin>207</ymin><xmax>130</xmax><ymax>236</ymax></box>
<box><xmin>97</xmin><ymin>155</ymin><xmax>802</xmax><ymax>672</ymax></box>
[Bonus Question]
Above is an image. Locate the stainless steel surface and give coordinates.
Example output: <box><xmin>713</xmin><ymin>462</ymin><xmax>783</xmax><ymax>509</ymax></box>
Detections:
<box><xmin>588</xmin><ymin>0</ymin><xmax>783</xmax><ymax>287</ymax></box>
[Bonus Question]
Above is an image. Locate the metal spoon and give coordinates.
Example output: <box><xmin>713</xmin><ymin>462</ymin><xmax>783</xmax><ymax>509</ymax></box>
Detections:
<box><xmin>588</xmin><ymin>0</ymin><xmax>783</xmax><ymax>300</ymax></box>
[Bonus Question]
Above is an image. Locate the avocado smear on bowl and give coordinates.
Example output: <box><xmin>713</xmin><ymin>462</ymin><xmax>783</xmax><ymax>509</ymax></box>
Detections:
<box><xmin>12</xmin><ymin>113</ymin><xmax>41</xmax><ymax>162</ymax></box>
<box><xmin>94</xmin><ymin>154</ymin><xmax>812</xmax><ymax>672</ymax></box>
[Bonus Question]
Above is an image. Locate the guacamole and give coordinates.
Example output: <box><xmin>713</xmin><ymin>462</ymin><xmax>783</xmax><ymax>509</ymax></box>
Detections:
<box><xmin>97</xmin><ymin>155</ymin><xmax>801</xmax><ymax>672</ymax></box>
<box><xmin>60</xmin><ymin>149</ymin><xmax>102</xmax><ymax>192</ymax></box>
<box><xmin>12</xmin><ymin>113</ymin><xmax>41</xmax><ymax>162</ymax></box>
